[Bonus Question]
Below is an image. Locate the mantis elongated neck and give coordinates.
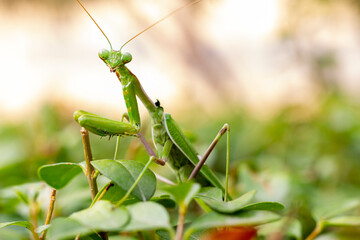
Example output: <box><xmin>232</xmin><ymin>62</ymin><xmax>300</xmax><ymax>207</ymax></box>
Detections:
<box><xmin>115</xmin><ymin>66</ymin><xmax>157</xmax><ymax>114</ymax></box>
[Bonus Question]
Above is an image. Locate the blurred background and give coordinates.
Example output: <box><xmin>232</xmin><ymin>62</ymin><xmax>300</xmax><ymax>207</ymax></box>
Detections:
<box><xmin>1</xmin><ymin>0</ymin><xmax>360</xmax><ymax>239</ymax></box>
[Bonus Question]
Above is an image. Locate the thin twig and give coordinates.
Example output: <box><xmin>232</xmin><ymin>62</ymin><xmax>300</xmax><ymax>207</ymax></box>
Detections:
<box><xmin>29</xmin><ymin>201</ymin><xmax>38</xmax><ymax>235</ymax></box>
<box><xmin>80</xmin><ymin>128</ymin><xmax>108</xmax><ymax>240</ymax></box>
<box><xmin>114</xmin><ymin>136</ymin><xmax>121</xmax><ymax>160</ymax></box>
<box><xmin>137</xmin><ymin>232</ymin><xmax>146</xmax><ymax>240</ymax></box>
<box><xmin>30</xmin><ymin>228</ymin><xmax>40</xmax><ymax>240</ymax></box>
<box><xmin>115</xmin><ymin>156</ymin><xmax>154</xmax><ymax>208</ymax></box>
<box><xmin>188</xmin><ymin>124</ymin><xmax>229</xmax><ymax>181</ymax></box>
<box><xmin>80</xmin><ymin>127</ymin><xmax>98</xmax><ymax>200</ymax></box>
<box><xmin>188</xmin><ymin>124</ymin><xmax>230</xmax><ymax>201</ymax></box>
<box><xmin>306</xmin><ymin>221</ymin><xmax>324</xmax><ymax>240</ymax></box>
<box><xmin>29</xmin><ymin>193</ymin><xmax>40</xmax><ymax>240</ymax></box>
<box><xmin>90</xmin><ymin>182</ymin><xmax>114</xmax><ymax>208</ymax></box>
<box><xmin>39</xmin><ymin>189</ymin><xmax>56</xmax><ymax>240</ymax></box>
<box><xmin>175</xmin><ymin>206</ymin><xmax>187</xmax><ymax>240</ymax></box>
<box><xmin>225</xmin><ymin>124</ymin><xmax>230</xmax><ymax>202</ymax></box>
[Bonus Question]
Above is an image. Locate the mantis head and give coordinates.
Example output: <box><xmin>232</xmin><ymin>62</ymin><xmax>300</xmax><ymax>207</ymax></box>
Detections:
<box><xmin>98</xmin><ymin>49</ymin><xmax>132</xmax><ymax>71</ymax></box>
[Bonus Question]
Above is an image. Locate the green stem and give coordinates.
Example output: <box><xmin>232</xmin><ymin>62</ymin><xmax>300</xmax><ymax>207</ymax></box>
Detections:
<box><xmin>225</xmin><ymin>125</ymin><xmax>230</xmax><ymax>202</ymax></box>
<box><xmin>81</xmin><ymin>127</ymin><xmax>98</xmax><ymax>200</ymax></box>
<box><xmin>90</xmin><ymin>182</ymin><xmax>114</xmax><ymax>208</ymax></box>
<box><xmin>137</xmin><ymin>232</ymin><xmax>146</xmax><ymax>240</ymax></box>
<box><xmin>39</xmin><ymin>189</ymin><xmax>56</xmax><ymax>240</ymax></box>
<box><xmin>175</xmin><ymin>205</ymin><xmax>187</xmax><ymax>240</ymax></box>
<box><xmin>114</xmin><ymin>136</ymin><xmax>121</xmax><ymax>160</ymax></box>
<box><xmin>115</xmin><ymin>157</ymin><xmax>154</xmax><ymax>207</ymax></box>
<box><xmin>80</xmin><ymin>128</ymin><xmax>108</xmax><ymax>240</ymax></box>
<box><xmin>29</xmin><ymin>201</ymin><xmax>39</xmax><ymax>239</ymax></box>
<box><xmin>187</xmin><ymin>124</ymin><xmax>230</xmax><ymax>201</ymax></box>
<box><xmin>306</xmin><ymin>220</ymin><xmax>324</xmax><ymax>240</ymax></box>
<box><xmin>30</xmin><ymin>228</ymin><xmax>40</xmax><ymax>240</ymax></box>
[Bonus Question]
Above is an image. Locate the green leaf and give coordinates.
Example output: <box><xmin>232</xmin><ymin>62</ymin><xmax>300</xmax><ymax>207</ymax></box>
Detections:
<box><xmin>92</xmin><ymin>159</ymin><xmax>156</xmax><ymax>201</ymax></box>
<box><xmin>240</xmin><ymin>202</ymin><xmax>285</xmax><ymax>211</ymax></box>
<box><xmin>193</xmin><ymin>187</ymin><xmax>223</xmax><ymax>213</ymax></box>
<box><xmin>258</xmin><ymin>217</ymin><xmax>302</xmax><ymax>240</ymax></box>
<box><xmin>35</xmin><ymin>224</ymin><xmax>50</xmax><ymax>233</ymax></box>
<box><xmin>196</xmin><ymin>190</ymin><xmax>284</xmax><ymax>214</ymax></box>
<box><xmin>196</xmin><ymin>190</ymin><xmax>256</xmax><ymax>213</ymax></box>
<box><xmin>156</xmin><ymin>229</ymin><xmax>172</xmax><ymax>240</ymax></box>
<box><xmin>70</xmin><ymin>200</ymin><xmax>129</xmax><ymax>231</ymax></box>
<box><xmin>46</xmin><ymin>217</ymin><xmax>92</xmax><ymax>240</ymax></box>
<box><xmin>38</xmin><ymin>163</ymin><xmax>83</xmax><ymax>189</ymax></box>
<box><xmin>12</xmin><ymin>182</ymin><xmax>45</xmax><ymax>205</ymax></box>
<box><xmin>151</xmin><ymin>194</ymin><xmax>176</xmax><ymax>208</ymax></box>
<box><xmin>324</xmin><ymin>216</ymin><xmax>360</xmax><ymax>227</ymax></box>
<box><xmin>0</xmin><ymin>221</ymin><xmax>33</xmax><ymax>231</ymax></box>
<box><xmin>321</xmin><ymin>199</ymin><xmax>360</xmax><ymax>219</ymax></box>
<box><xmin>108</xmin><ymin>236</ymin><xmax>138</xmax><ymax>240</ymax></box>
<box><xmin>122</xmin><ymin>202</ymin><xmax>173</xmax><ymax>234</ymax></box>
<box><xmin>162</xmin><ymin>182</ymin><xmax>201</xmax><ymax>207</ymax></box>
<box><xmin>14</xmin><ymin>189</ymin><xmax>29</xmax><ymax>204</ymax></box>
<box><xmin>0</xmin><ymin>221</ymin><xmax>37</xmax><ymax>240</ymax></box>
<box><xmin>195</xmin><ymin>187</ymin><xmax>223</xmax><ymax>201</ymax></box>
<box><xmin>80</xmin><ymin>234</ymin><xmax>104</xmax><ymax>240</ymax></box>
<box><xmin>184</xmin><ymin>211</ymin><xmax>280</xmax><ymax>239</ymax></box>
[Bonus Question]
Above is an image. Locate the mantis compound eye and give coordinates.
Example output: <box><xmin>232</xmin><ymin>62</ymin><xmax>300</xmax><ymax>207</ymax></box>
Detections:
<box><xmin>121</xmin><ymin>52</ymin><xmax>132</xmax><ymax>64</ymax></box>
<box><xmin>98</xmin><ymin>49</ymin><xmax>109</xmax><ymax>60</ymax></box>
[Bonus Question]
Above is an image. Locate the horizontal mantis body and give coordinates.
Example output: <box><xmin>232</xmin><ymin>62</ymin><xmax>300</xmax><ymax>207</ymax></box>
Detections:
<box><xmin>74</xmin><ymin>0</ymin><xmax>231</xmax><ymax>200</ymax></box>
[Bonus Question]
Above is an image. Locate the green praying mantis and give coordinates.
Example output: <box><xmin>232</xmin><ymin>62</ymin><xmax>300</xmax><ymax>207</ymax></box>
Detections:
<box><xmin>73</xmin><ymin>0</ymin><xmax>231</xmax><ymax>200</ymax></box>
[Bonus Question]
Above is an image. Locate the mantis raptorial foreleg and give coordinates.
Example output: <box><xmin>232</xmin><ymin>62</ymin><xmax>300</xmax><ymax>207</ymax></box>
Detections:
<box><xmin>118</xmin><ymin>113</ymin><xmax>166</xmax><ymax>165</ymax></box>
<box><xmin>75</xmin><ymin>110</ymin><xmax>166</xmax><ymax>165</ymax></box>
<box><xmin>74</xmin><ymin>110</ymin><xmax>139</xmax><ymax>137</ymax></box>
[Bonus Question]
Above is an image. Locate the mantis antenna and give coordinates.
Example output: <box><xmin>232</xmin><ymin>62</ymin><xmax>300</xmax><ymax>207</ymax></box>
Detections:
<box><xmin>76</xmin><ymin>0</ymin><xmax>113</xmax><ymax>50</ymax></box>
<box><xmin>120</xmin><ymin>0</ymin><xmax>203</xmax><ymax>51</ymax></box>
<box><xmin>76</xmin><ymin>0</ymin><xmax>203</xmax><ymax>51</ymax></box>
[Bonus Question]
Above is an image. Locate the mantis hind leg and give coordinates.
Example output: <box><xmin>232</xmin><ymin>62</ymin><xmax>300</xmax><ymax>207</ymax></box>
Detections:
<box><xmin>188</xmin><ymin>123</ymin><xmax>230</xmax><ymax>201</ymax></box>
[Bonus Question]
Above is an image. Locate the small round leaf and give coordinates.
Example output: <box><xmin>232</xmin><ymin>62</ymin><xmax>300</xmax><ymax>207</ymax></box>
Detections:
<box><xmin>38</xmin><ymin>163</ymin><xmax>82</xmax><ymax>189</ymax></box>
